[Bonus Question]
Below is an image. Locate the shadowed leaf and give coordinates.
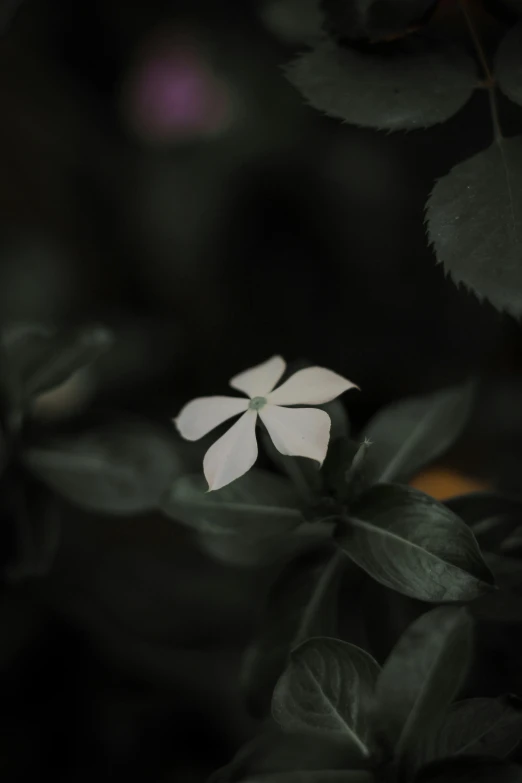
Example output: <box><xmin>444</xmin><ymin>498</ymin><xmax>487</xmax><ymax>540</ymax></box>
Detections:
<box><xmin>24</xmin><ymin>418</ymin><xmax>181</xmax><ymax>515</ymax></box>
<box><xmin>164</xmin><ymin>469</ymin><xmax>303</xmax><ymax>534</ymax></box>
<box><xmin>416</xmin><ymin>756</ymin><xmax>522</xmax><ymax>782</ymax></box>
<box><xmin>416</xmin><ymin>695</ymin><xmax>522</xmax><ymax>767</ymax></box>
<box><xmin>376</xmin><ymin>607</ymin><xmax>473</xmax><ymax>764</ymax></box>
<box><xmin>2</xmin><ymin>323</ymin><xmax>113</xmax><ymax>405</ymax></box>
<box><xmin>445</xmin><ymin>493</ymin><xmax>522</xmax><ymax>552</ymax></box>
<box><xmin>496</xmin><ymin>22</ymin><xmax>522</xmax><ymax>107</ymax></box>
<box><xmin>209</xmin><ymin>729</ymin><xmax>369</xmax><ymax>783</ymax></box>
<box><xmin>427</xmin><ymin>137</ymin><xmax>522</xmax><ymax>317</ymax></box>
<box><xmin>163</xmin><ymin>470</ymin><xmax>333</xmax><ymax>566</ymax></box>
<box><xmin>272</xmin><ymin>637</ymin><xmax>380</xmax><ymax>758</ymax></box>
<box><xmin>322</xmin><ymin>0</ymin><xmax>436</xmax><ymax>41</ymax></box>
<box><xmin>470</xmin><ymin>554</ymin><xmax>522</xmax><ymax>623</ymax></box>
<box><xmin>339</xmin><ymin>484</ymin><xmax>495</xmax><ymax>601</ymax></box>
<box><xmin>363</xmin><ymin>382</ymin><xmax>474</xmax><ymax>484</ymax></box>
<box><xmin>285</xmin><ymin>37</ymin><xmax>477</xmax><ymax>131</ymax></box>
<box><xmin>242</xmin><ymin>549</ymin><xmax>343</xmax><ymax>717</ymax></box>
<box><xmin>262</xmin><ymin>0</ymin><xmax>324</xmax><ymax>45</ymax></box>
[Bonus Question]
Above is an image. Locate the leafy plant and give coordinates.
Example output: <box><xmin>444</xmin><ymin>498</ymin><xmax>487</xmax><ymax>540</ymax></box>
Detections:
<box><xmin>199</xmin><ymin>375</ymin><xmax>522</xmax><ymax>780</ymax></box>
<box><xmin>0</xmin><ymin>324</ymin><xmax>182</xmax><ymax>579</ymax></box>
<box><xmin>279</xmin><ymin>0</ymin><xmax>522</xmax><ymax>317</ymax></box>
<box><xmin>216</xmin><ymin>608</ymin><xmax>522</xmax><ymax>782</ymax></box>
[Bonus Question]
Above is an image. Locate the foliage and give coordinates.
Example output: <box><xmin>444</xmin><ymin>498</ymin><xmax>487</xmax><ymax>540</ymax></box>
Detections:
<box><xmin>282</xmin><ymin>0</ymin><xmax>522</xmax><ymax>317</ymax></box>
<box><xmin>7</xmin><ymin>1</ymin><xmax>522</xmax><ymax>781</ymax></box>
<box><xmin>195</xmin><ymin>371</ymin><xmax>522</xmax><ymax>781</ymax></box>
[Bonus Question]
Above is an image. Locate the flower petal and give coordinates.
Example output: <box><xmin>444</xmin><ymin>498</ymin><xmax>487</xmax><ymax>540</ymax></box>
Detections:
<box><xmin>203</xmin><ymin>409</ymin><xmax>258</xmax><ymax>491</ymax></box>
<box><xmin>267</xmin><ymin>367</ymin><xmax>358</xmax><ymax>406</ymax></box>
<box><xmin>259</xmin><ymin>405</ymin><xmax>331</xmax><ymax>465</ymax></box>
<box><xmin>175</xmin><ymin>396</ymin><xmax>249</xmax><ymax>441</ymax></box>
<box><xmin>229</xmin><ymin>355</ymin><xmax>286</xmax><ymax>398</ymax></box>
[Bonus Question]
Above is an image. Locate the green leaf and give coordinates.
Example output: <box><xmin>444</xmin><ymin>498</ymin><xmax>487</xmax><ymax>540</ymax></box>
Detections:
<box><xmin>261</xmin><ymin>0</ymin><xmax>324</xmax><ymax>45</ymax></box>
<box><xmin>321</xmin><ymin>0</ymin><xmax>436</xmax><ymax>41</ymax></box>
<box><xmin>339</xmin><ymin>484</ymin><xmax>495</xmax><ymax>601</ymax></box>
<box><xmin>285</xmin><ymin>37</ymin><xmax>477</xmax><ymax>131</ymax></box>
<box><xmin>426</xmin><ymin>137</ymin><xmax>522</xmax><ymax>317</ymax></box>
<box><xmin>375</xmin><ymin>607</ymin><xmax>473</xmax><ymax>764</ymax></box>
<box><xmin>470</xmin><ymin>554</ymin><xmax>522</xmax><ymax>623</ymax></box>
<box><xmin>163</xmin><ymin>469</ymin><xmax>332</xmax><ymax>566</ymax></box>
<box><xmin>2</xmin><ymin>323</ymin><xmax>113</xmax><ymax>404</ymax></box>
<box><xmin>242</xmin><ymin>549</ymin><xmax>344</xmax><ymax>717</ymax></box>
<box><xmin>194</xmin><ymin>520</ymin><xmax>332</xmax><ymax>567</ymax></box>
<box><xmin>23</xmin><ymin>417</ymin><xmax>181</xmax><ymax>515</ymax></box>
<box><xmin>445</xmin><ymin>492</ymin><xmax>522</xmax><ymax>552</ymax></box>
<box><xmin>500</xmin><ymin>526</ymin><xmax>522</xmax><ymax>555</ymax></box>
<box><xmin>362</xmin><ymin>383</ymin><xmax>474</xmax><ymax>484</ymax></box>
<box><xmin>415</xmin><ymin>757</ymin><xmax>522</xmax><ymax>782</ymax></box>
<box><xmin>164</xmin><ymin>469</ymin><xmax>303</xmax><ymax>533</ymax></box>
<box><xmin>446</xmin><ymin>493</ymin><xmax>522</xmax><ymax>525</ymax></box>
<box><xmin>446</xmin><ymin>493</ymin><xmax>522</xmax><ymax>536</ymax></box>
<box><xmin>272</xmin><ymin>637</ymin><xmax>381</xmax><ymax>758</ymax></box>
<box><xmin>209</xmin><ymin>730</ymin><xmax>368</xmax><ymax>783</ymax></box>
<box><xmin>416</xmin><ymin>696</ymin><xmax>522</xmax><ymax>767</ymax></box>
<box><xmin>496</xmin><ymin>23</ymin><xmax>522</xmax><ymax>108</ymax></box>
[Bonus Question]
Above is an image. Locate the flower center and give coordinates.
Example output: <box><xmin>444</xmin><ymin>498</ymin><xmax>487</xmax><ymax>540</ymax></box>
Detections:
<box><xmin>249</xmin><ymin>396</ymin><xmax>267</xmax><ymax>411</ymax></box>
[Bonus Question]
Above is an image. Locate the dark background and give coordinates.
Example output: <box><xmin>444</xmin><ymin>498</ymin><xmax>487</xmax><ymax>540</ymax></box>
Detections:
<box><xmin>1</xmin><ymin>0</ymin><xmax>522</xmax><ymax>780</ymax></box>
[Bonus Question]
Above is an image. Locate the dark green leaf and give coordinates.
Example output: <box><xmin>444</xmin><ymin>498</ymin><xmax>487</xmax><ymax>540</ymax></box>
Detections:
<box><xmin>23</xmin><ymin>418</ymin><xmax>181</xmax><ymax>515</ymax></box>
<box><xmin>416</xmin><ymin>696</ymin><xmax>522</xmax><ymax>767</ymax></box>
<box><xmin>195</xmin><ymin>520</ymin><xmax>333</xmax><ymax>567</ymax></box>
<box><xmin>164</xmin><ymin>469</ymin><xmax>303</xmax><ymax>533</ymax></box>
<box><xmin>285</xmin><ymin>37</ymin><xmax>477</xmax><ymax>131</ymax></box>
<box><xmin>375</xmin><ymin>607</ymin><xmax>473</xmax><ymax>763</ymax></box>
<box><xmin>416</xmin><ymin>756</ymin><xmax>522</xmax><ymax>782</ymax></box>
<box><xmin>262</xmin><ymin>0</ymin><xmax>324</xmax><ymax>45</ymax></box>
<box><xmin>340</xmin><ymin>484</ymin><xmax>494</xmax><ymax>601</ymax></box>
<box><xmin>427</xmin><ymin>137</ymin><xmax>522</xmax><ymax>317</ymax></box>
<box><xmin>471</xmin><ymin>554</ymin><xmax>522</xmax><ymax>623</ymax></box>
<box><xmin>496</xmin><ymin>23</ymin><xmax>522</xmax><ymax>107</ymax></box>
<box><xmin>209</xmin><ymin>729</ymin><xmax>368</xmax><ymax>783</ymax></box>
<box><xmin>242</xmin><ymin>549</ymin><xmax>344</xmax><ymax>717</ymax></box>
<box><xmin>500</xmin><ymin>526</ymin><xmax>522</xmax><ymax>556</ymax></box>
<box><xmin>163</xmin><ymin>469</ymin><xmax>332</xmax><ymax>566</ymax></box>
<box><xmin>445</xmin><ymin>493</ymin><xmax>522</xmax><ymax>526</ymax></box>
<box><xmin>363</xmin><ymin>383</ymin><xmax>474</xmax><ymax>484</ymax></box>
<box><xmin>272</xmin><ymin>637</ymin><xmax>380</xmax><ymax>758</ymax></box>
<box><xmin>445</xmin><ymin>493</ymin><xmax>522</xmax><ymax>558</ymax></box>
<box><xmin>321</xmin><ymin>0</ymin><xmax>436</xmax><ymax>41</ymax></box>
<box><xmin>2</xmin><ymin>323</ymin><xmax>113</xmax><ymax>403</ymax></box>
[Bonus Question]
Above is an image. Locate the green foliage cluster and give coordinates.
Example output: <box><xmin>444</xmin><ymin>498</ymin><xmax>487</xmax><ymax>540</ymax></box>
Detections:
<box><xmin>8</xmin><ymin>325</ymin><xmax>522</xmax><ymax>781</ymax></box>
<box><xmin>8</xmin><ymin>2</ymin><xmax>522</xmax><ymax>781</ymax></box>
<box><xmin>279</xmin><ymin>0</ymin><xmax>522</xmax><ymax>317</ymax></box>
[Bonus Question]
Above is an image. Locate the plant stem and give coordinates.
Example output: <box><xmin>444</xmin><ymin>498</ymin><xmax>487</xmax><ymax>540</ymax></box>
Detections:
<box><xmin>459</xmin><ymin>0</ymin><xmax>502</xmax><ymax>143</ymax></box>
<box><xmin>294</xmin><ymin>548</ymin><xmax>344</xmax><ymax>644</ymax></box>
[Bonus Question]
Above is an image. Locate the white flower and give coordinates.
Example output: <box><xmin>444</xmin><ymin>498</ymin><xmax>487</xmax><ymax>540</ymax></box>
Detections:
<box><xmin>175</xmin><ymin>355</ymin><xmax>358</xmax><ymax>491</ymax></box>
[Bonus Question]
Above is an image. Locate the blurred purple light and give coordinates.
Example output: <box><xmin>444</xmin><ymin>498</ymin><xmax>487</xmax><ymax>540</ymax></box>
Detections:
<box><xmin>126</xmin><ymin>44</ymin><xmax>231</xmax><ymax>141</ymax></box>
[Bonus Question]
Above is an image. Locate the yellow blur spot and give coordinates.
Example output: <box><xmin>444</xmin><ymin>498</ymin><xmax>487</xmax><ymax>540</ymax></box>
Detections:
<box><xmin>410</xmin><ymin>467</ymin><xmax>489</xmax><ymax>501</ymax></box>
